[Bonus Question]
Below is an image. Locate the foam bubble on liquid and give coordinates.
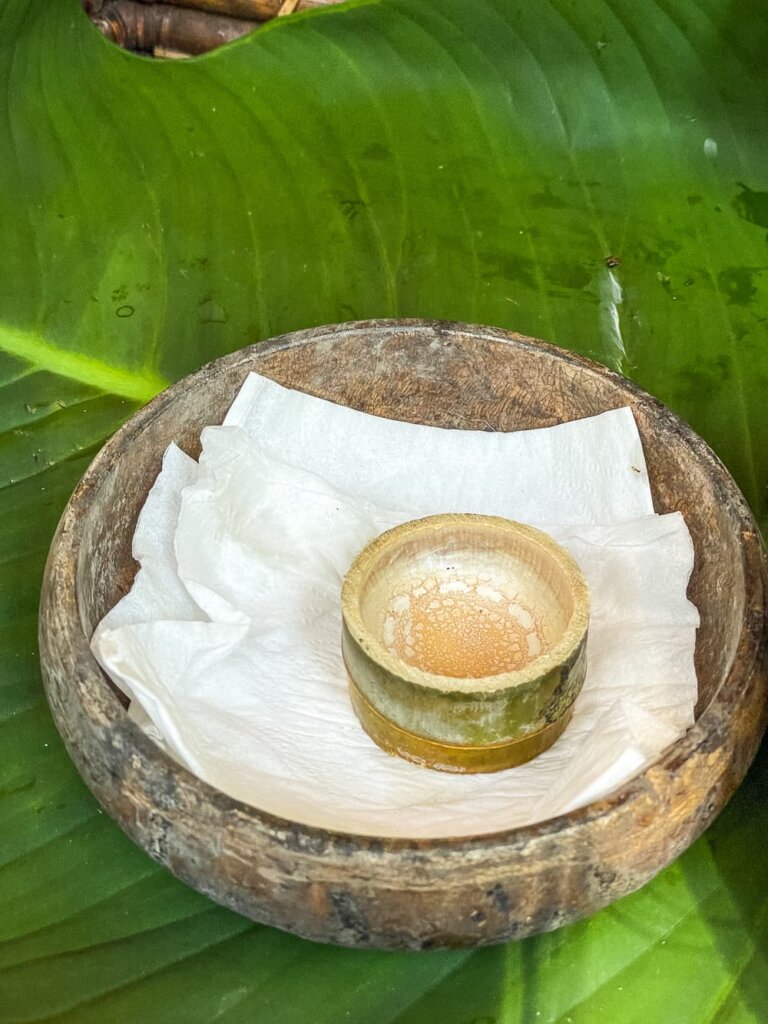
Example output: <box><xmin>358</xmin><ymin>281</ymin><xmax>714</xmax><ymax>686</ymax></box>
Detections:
<box><xmin>381</xmin><ymin>568</ymin><xmax>548</xmax><ymax>679</ymax></box>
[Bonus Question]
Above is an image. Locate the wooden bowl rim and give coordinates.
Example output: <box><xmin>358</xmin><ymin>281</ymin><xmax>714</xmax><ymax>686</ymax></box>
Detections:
<box><xmin>41</xmin><ymin>318</ymin><xmax>767</xmax><ymax>856</ymax></box>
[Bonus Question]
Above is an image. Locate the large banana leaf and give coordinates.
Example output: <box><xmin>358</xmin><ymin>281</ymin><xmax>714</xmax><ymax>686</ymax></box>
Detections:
<box><xmin>1</xmin><ymin>0</ymin><xmax>767</xmax><ymax>1020</ymax></box>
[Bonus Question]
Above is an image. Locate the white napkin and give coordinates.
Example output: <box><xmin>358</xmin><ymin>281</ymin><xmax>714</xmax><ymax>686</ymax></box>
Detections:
<box><xmin>92</xmin><ymin>374</ymin><xmax>699</xmax><ymax>838</ymax></box>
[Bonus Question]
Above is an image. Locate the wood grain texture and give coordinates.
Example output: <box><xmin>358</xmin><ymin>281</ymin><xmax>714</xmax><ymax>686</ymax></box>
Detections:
<box><xmin>38</xmin><ymin>320</ymin><xmax>768</xmax><ymax>949</ymax></box>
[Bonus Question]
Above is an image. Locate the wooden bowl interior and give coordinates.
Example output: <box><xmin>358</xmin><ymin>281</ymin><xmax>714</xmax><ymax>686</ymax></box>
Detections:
<box><xmin>77</xmin><ymin>325</ymin><xmax>744</xmax><ymax>725</ymax></box>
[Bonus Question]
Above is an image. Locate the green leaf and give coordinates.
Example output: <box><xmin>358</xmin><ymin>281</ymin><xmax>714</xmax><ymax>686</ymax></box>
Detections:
<box><xmin>1</xmin><ymin>0</ymin><xmax>766</xmax><ymax>1021</ymax></box>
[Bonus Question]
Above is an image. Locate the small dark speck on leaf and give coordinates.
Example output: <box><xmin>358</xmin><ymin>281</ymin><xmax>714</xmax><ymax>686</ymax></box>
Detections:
<box><xmin>116</xmin><ymin>305</ymin><xmax>135</xmax><ymax>318</ymax></box>
<box><xmin>717</xmin><ymin>266</ymin><xmax>758</xmax><ymax>306</ymax></box>
<box><xmin>362</xmin><ymin>142</ymin><xmax>390</xmax><ymax>162</ymax></box>
<box><xmin>604</xmin><ymin>255</ymin><xmax>621</xmax><ymax>268</ymax></box>
<box><xmin>198</xmin><ymin>299</ymin><xmax>228</xmax><ymax>325</ymax></box>
<box><xmin>733</xmin><ymin>182</ymin><xmax>768</xmax><ymax>230</ymax></box>
<box><xmin>528</xmin><ymin>188</ymin><xmax>568</xmax><ymax>210</ymax></box>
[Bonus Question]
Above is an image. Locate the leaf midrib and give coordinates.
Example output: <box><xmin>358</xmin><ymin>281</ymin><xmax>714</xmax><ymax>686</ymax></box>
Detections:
<box><xmin>0</xmin><ymin>325</ymin><xmax>168</xmax><ymax>403</ymax></box>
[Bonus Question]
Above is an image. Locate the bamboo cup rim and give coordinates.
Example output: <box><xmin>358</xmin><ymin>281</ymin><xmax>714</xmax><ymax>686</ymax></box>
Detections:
<box><xmin>341</xmin><ymin>514</ymin><xmax>590</xmax><ymax>696</ymax></box>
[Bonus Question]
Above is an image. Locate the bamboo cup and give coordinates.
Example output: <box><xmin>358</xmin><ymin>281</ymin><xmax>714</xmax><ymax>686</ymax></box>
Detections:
<box><xmin>341</xmin><ymin>514</ymin><xmax>590</xmax><ymax>773</ymax></box>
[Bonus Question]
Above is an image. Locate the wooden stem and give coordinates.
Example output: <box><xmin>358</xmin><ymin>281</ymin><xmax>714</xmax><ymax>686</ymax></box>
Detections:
<box><xmin>90</xmin><ymin>0</ymin><xmax>256</xmax><ymax>54</ymax></box>
<box><xmin>89</xmin><ymin>0</ymin><xmax>345</xmax><ymax>25</ymax></box>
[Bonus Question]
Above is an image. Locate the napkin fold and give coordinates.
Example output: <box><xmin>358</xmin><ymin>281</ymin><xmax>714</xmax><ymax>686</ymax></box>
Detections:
<box><xmin>92</xmin><ymin>374</ymin><xmax>698</xmax><ymax>838</ymax></box>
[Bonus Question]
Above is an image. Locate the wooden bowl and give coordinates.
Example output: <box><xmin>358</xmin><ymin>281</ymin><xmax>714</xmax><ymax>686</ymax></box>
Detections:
<box><xmin>39</xmin><ymin>320</ymin><xmax>768</xmax><ymax>950</ymax></box>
